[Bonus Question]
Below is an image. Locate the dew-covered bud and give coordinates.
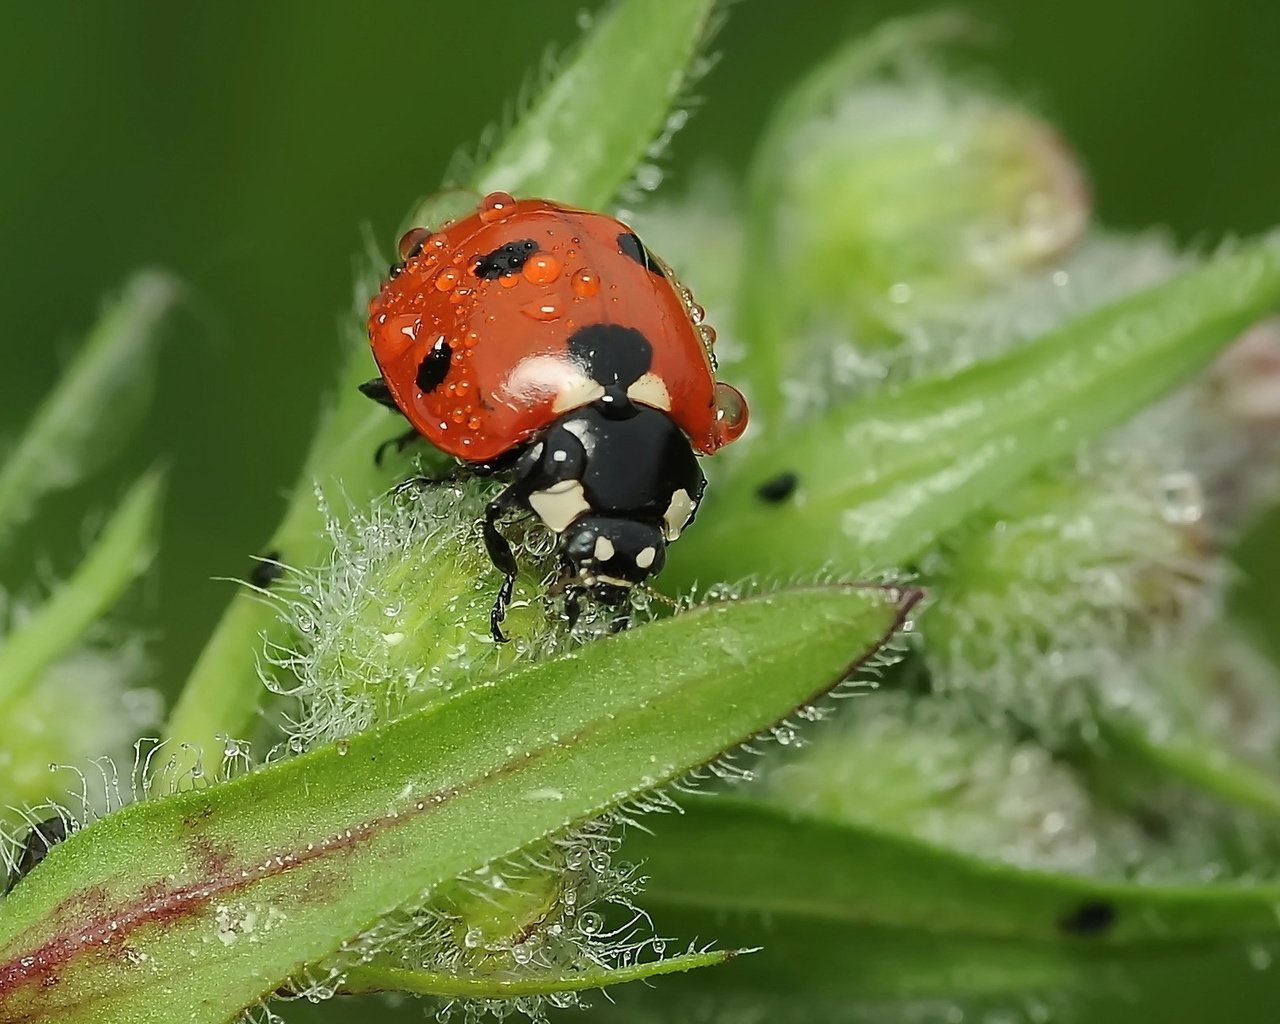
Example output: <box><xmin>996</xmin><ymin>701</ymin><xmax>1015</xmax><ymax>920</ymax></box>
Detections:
<box><xmin>920</xmin><ymin>455</ymin><xmax>1221</xmax><ymax>734</ymax></box>
<box><xmin>742</xmin><ymin>57</ymin><xmax>1090</xmax><ymax>417</ymax></box>
<box><xmin>269</xmin><ymin>479</ymin><xmax>561</xmax><ymax>749</ymax></box>
<box><xmin>759</xmin><ymin>691</ymin><xmax>1248</xmax><ymax>880</ymax></box>
<box><xmin>781</xmin><ymin>83</ymin><xmax>1087</xmax><ymax>336</ymax></box>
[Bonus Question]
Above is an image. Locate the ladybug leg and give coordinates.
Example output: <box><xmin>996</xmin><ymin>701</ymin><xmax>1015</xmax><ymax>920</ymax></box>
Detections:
<box><xmin>608</xmin><ymin>608</ymin><xmax>631</xmax><ymax>634</ymax></box>
<box><xmin>375</xmin><ymin>427</ymin><xmax>422</xmax><ymax>468</ymax></box>
<box><xmin>483</xmin><ymin>487</ymin><xmax>523</xmax><ymax>643</ymax></box>
<box><xmin>563</xmin><ymin>588</ymin><xmax>583</xmax><ymax>631</ymax></box>
<box><xmin>358</xmin><ymin>376</ymin><xmax>401</xmax><ymax>412</ymax></box>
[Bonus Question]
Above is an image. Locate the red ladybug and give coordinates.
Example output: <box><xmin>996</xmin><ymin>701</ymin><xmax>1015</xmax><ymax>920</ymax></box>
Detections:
<box><xmin>364</xmin><ymin>191</ymin><xmax>748</xmax><ymax>640</ymax></box>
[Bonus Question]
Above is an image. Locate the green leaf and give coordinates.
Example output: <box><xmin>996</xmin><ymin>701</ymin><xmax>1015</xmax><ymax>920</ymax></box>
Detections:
<box><xmin>0</xmin><ymin>584</ymin><xmax>914</xmax><ymax>1023</ymax></box>
<box><xmin>0</xmin><ymin>470</ymin><xmax>164</xmax><ymax>718</ymax></box>
<box><xmin>336</xmin><ymin>948</ymin><xmax>742</xmax><ymax>1000</ymax></box>
<box><xmin>610</xmin><ymin>799</ymin><xmax>1280</xmax><ymax>1024</ymax></box>
<box><xmin>1098</xmin><ymin>715</ymin><xmax>1280</xmax><ymax>821</ymax></box>
<box><xmin>470</xmin><ymin>0</ymin><xmax>720</xmax><ymax>203</ymax></box>
<box><xmin>672</xmin><ymin>239</ymin><xmax>1280</xmax><ymax>586</ymax></box>
<box><xmin>165</xmin><ymin>0</ymin><xmax>721</xmax><ymax>765</ymax></box>
<box><xmin>0</xmin><ymin>272</ymin><xmax>178</xmax><ymax>552</ymax></box>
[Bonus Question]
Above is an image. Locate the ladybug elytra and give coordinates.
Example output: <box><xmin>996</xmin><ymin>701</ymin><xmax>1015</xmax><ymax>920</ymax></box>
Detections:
<box><xmin>364</xmin><ymin>192</ymin><xmax>748</xmax><ymax>640</ymax></box>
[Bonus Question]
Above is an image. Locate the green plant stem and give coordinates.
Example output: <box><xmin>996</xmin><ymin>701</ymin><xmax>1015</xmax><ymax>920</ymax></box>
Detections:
<box><xmin>0</xmin><ymin>470</ymin><xmax>163</xmax><ymax>718</ymax></box>
<box><xmin>0</xmin><ymin>272</ymin><xmax>177</xmax><ymax>553</ymax></box>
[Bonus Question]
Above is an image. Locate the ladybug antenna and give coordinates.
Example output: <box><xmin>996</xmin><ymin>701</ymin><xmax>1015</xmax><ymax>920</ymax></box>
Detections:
<box><xmin>642</xmin><ymin>585</ymin><xmax>681</xmax><ymax>611</ymax></box>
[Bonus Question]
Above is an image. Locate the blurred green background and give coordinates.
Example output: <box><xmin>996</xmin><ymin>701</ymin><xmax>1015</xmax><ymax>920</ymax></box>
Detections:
<box><xmin>1</xmin><ymin>0</ymin><xmax>1277</xmax><ymax>707</ymax></box>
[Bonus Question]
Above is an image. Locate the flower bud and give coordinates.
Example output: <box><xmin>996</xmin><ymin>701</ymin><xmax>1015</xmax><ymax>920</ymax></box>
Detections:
<box><xmin>744</xmin><ymin>66</ymin><xmax>1090</xmax><ymax>417</ymax></box>
<box><xmin>273</xmin><ymin>479</ymin><xmax>562</xmax><ymax>748</ymax></box>
<box><xmin>921</xmin><ymin>456</ymin><xmax>1220</xmax><ymax>734</ymax></box>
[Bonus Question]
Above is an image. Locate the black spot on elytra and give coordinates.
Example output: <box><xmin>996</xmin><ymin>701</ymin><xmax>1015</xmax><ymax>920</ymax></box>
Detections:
<box><xmin>474</xmin><ymin>239</ymin><xmax>538</xmax><ymax>279</ymax></box>
<box><xmin>617</xmin><ymin>232</ymin><xmax>666</xmax><ymax>278</ymax></box>
<box><xmin>250</xmin><ymin>550</ymin><xmax>285</xmax><ymax>589</ymax></box>
<box><xmin>4</xmin><ymin>816</ymin><xmax>71</xmax><ymax>894</ymax></box>
<box><xmin>756</xmin><ymin>471</ymin><xmax>798</xmax><ymax>504</ymax></box>
<box><xmin>417</xmin><ymin>338</ymin><xmax>453</xmax><ymax>393</ymax></box>
<box><xmin>566</xmin><ymin>324</ymin><xmax>653</xmax><ymax>389</ymax></box>
<box><xmin>1059</xmin><ymin>899</ymin><xmax>1117</xmax><ymax>936</ymax></box>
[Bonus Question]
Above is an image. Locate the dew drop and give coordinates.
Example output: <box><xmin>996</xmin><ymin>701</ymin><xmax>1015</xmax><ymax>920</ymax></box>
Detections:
<box><xmin>478</xmin><ymin>191</ymin><xmax>517</xmax><ymax>223</ymax></box>
<box><xmin>570</xmin><ymin>268</ymin><xmax>601</xmax><ymax>297</ymax></box>
<box><xmin>713</xmin><ymin>382</ymin><xmax>749</xmax><ymax>446</ymax></box>
<box><xmin>435</xmin><ymin>267</ymin><xmax>461</xmax><ymax>292</ymax></box>
<box><xmin>397</xmin><ymin>227</ymin><xmax>432</xmax><ymax>261</ymax></box>
<box><xmin>522</xmin><ymin>253</ymin><xmax>562</xmax><ymax>285</ymax></box>
<box><xmin>522</xmin><ymin>301</ymin><xmax>561</xmax><ymax>322</ymax></box>
<box><xmin>576</xmin><ymin>911</ymin><xmax>604</xmax><ymax>935</ymax></box>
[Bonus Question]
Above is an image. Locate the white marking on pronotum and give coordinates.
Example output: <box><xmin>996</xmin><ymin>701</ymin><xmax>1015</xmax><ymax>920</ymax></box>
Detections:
<box><xmin>663</xmin><ymin>489</ymin><xmax>694</xmax><ymax>541</ymax></box>
<box><xmin>528</xmin><ymin>480</ymin><xmax>590</xmax><ymax>533</ymax></box>
<box><xmin>627</xmin><ymin>372</ymin><xmax>672</xmax><ymax>411</ymax></box>
<box><xmin>635</xmin><ymin>546</ymin><xmax>657</xmax><ymax>569</ymax></box>
<box><xmin>552</xmin><ymin>376</ymin><xmax>606</xmax><ymax>414</ymax></box>
<box><xmin>593</xmin><ymin>536</ymin><xmax>616</xmax><ymax>562</ymax></box>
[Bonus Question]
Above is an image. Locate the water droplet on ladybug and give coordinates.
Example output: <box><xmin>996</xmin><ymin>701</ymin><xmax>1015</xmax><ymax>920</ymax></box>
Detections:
<box><xmin>449</xmin><ymin>286</ymin><xmax>473</xmax><ymax>305</ymax></box>
<box><xmin>522</xmin><ymin>253</ymin><xmax>562</xmax><ymax>284</ymax></box>
<box><xmin>698</xmin><ymin>324</ymin><xmax>718</xmax><ymax>348</ymax></box>
<box><xmin>377</xmin><ymin>315</ymin><xmax>421</xmax><ymax>360</ymax></box>
<box><xmin>689</xmin><ymin>302</ymin><xmax>706</xmax><ymax>325</ymax></box>
<box><xmin>570</xmin><ymin>268</ymin><xmax>600</xmax><ymax>297</ymax></box>
<box><xmin>498</xmin><ymin>274</ymin><xmax>520</xmax><ymax>289</ymax></box>
<box><xmin>397</xmin><ymin>227</ymin><xmax>432</xmax><ymax>261</ymax></box>
<box><xmin>435</xmin><ymin>267</ymin><xmax>461</xmax><ymax>292</ymax></box>
<box><xmin>479</xmin><ymin>191</ymin><xmax>517</xmax><ymax>223</ymax></box>
<box><xmin>522</xmin><ymin>301</ymin><xmax>561</xmax><ymax>322</ymax></box>
<box><xmin>713</xmin><ymin>382</ymin><xmax>749</xmax><ymax>445</ymax></box>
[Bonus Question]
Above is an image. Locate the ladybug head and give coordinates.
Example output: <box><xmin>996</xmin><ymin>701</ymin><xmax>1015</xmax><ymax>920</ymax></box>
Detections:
<box><xmin>561</xmin><ymin>515</ymin><xmax>667</xmax><ymax>600</ymax></box>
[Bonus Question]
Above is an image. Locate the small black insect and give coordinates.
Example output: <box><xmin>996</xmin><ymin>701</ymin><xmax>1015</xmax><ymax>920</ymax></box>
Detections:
<box><xmin>4</xmin><ymin>816</ymin><xmax>72</xmax><ymax>895</ymax></box>
<box><xmin>249</xmin><ymin>550</ymin><xmax>285</xmax><ymax>589</ymax></box>
<box><xmin>755</xmin><ymin>471</ymin><xmax>799</xmax><ymax>504</ymax></box>
<box><xmin>1059</xmin><ymin>899</ymin><xmax>1117</xmax><ymax>936</ymax></box>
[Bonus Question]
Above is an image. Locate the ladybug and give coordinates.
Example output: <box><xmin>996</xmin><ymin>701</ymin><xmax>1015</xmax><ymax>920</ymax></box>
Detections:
<box><xmin>363</xmin><ymin>191</ymin><xmax>748</xmax><ymax>640</ymax></box>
